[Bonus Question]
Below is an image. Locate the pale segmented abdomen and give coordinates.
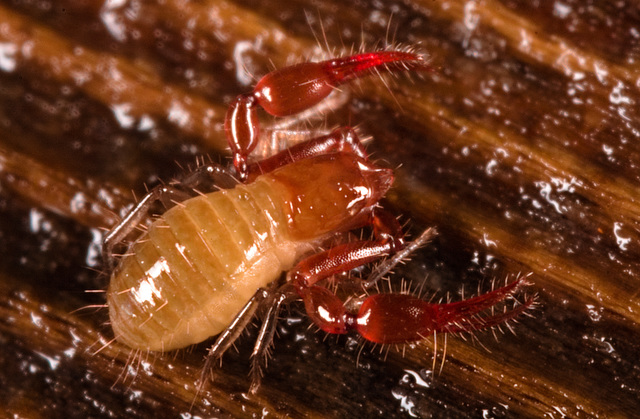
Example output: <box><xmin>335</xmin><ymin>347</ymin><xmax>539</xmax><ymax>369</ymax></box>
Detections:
<box><xmin>108</xmin><ymin>177</ymin><xmax>304</xmax><ymax>351</ymax></box>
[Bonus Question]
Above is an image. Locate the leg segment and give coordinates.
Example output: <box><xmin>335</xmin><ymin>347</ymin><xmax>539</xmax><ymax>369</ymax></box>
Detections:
<box><xmin>178</xmin><ymin>163</ymin><xmax>238</xmax><ymax>191</ymax></box>
<box><xmin>289</xmin><ymin>208</ymin><xmax>407</xmax><ymax>334</ymax></box>
<box><xmin>226</xmin><ymin>50</ymin><xmax>428</xmax><ymax>179</ymax></box>
<box><xmin>197</xmin><ymin>283</ymin><xmax>295</xmax><ymax>395</ymax></box>
<box><xmin>364</xmin><ymin>227</ymin><xmax>438</xmax><ymax>288</ymax></box>
<box><xmin>194</xmin><ymin>286</ymin><xmax>271</xmax><ymax>401</ymax></box>
<box><xmin>102</xmin><ymin>185</ymin><xmax>190</xmax><ymax>269</ymax></box>
<box><xmin>245</xmin><ymin>126</ymin><xmax>368</xmax><ymax>182</ymax></box>
<box><xmin>249</xmin><ymin>285</ymin><xmax>295</xmax><ymax>394</ymax></box>
<box><xmin>290</xmin><ymin>207</ymin><xmax>406</xmax><ymax>292</ymax></box>
<box><xmin>199</xmin><ymin>287</ymin><xmax>271</xmax><ymax>381</ymax></box>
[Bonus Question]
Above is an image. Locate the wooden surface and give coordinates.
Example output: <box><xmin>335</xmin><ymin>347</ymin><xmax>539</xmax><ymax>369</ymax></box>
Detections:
<box><xmin>1</xmin><ymin>0</ymin><xmax>639</xmax><ymax>417</ymax></box>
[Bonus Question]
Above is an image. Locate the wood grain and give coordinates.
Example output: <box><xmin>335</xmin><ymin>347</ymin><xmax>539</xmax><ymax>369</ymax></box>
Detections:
<box><xmin>1</xmin><ymin>1</ymin><xmax>638</xmax><ymax>417</ymax></box>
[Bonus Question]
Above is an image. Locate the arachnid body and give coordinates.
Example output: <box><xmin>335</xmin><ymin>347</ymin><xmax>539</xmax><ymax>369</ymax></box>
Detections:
<box><xmin>103</xmin><ymin>50</ymin><xmax>535</xmax><ymax>391</ymax></box>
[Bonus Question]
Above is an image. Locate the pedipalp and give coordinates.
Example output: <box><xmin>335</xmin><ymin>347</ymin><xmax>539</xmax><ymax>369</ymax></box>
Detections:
<box><xmin>225</xmin><ymin>50</ymin><xmax>429</xmax><ymax>179</ymax></box>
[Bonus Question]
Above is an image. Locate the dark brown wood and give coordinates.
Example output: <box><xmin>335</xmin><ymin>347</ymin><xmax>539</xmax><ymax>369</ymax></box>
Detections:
<box><xmin>1</xmin><ymin>0</ymin><xmax>638</xmax><ymax>417</ymax></box>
